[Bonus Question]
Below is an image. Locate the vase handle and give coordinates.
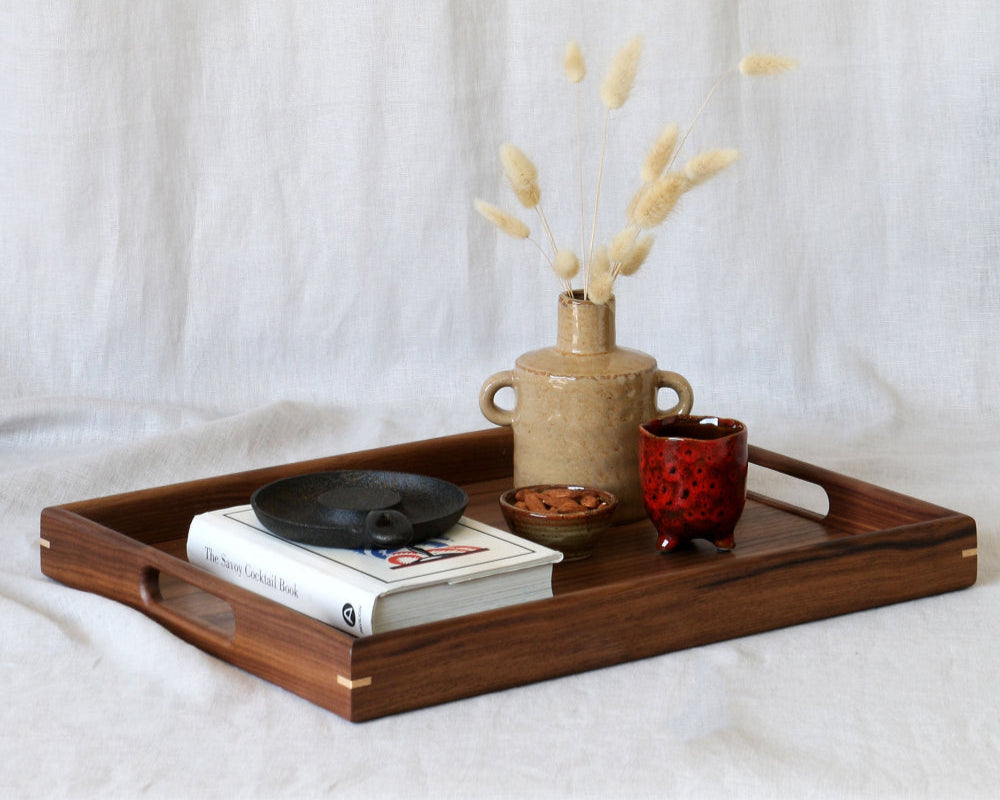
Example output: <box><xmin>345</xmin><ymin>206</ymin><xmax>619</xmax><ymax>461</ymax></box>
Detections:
<box><xmin>654</xmin><ymin>371</ymin><xmax>694</xmax><ymax>417</ymax></box>
<box><xmin>479</xmin><ymin>370</ymin><xmax>515</xmax><ymax>427</ymax></box>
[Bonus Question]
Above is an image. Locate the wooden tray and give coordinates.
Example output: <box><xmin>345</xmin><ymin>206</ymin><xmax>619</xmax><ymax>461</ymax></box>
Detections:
<box><xmin>39</xmin><ymin>428</ymin><xmax>978</xmax><ymax>722</ymax></box>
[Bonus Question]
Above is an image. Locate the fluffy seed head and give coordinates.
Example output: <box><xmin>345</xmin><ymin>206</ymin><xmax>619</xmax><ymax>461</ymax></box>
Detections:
<box><xmin>632</xmin><ymin>173</ymin><xmax>689</xmax><ymax>229</ymax></box>
<box><xmin>738</xmin><ymin>53</ymin><xmax>798</xmax><ymax>76</ymax></box>
<box><xmin>564</xmin><ymin>41</ymin><xmax>586</xmax><ymax>83</ymax></box>
<box><xmin>553</xmin><ymin>248</ymin><xmax>580</xmax><ymax>280</ymax></box>
<box><xmin>684</xmin><ymin>149</ymin><xmax>740</xmax><ymax>185</ymax></box>
<box><xmin>474</xmin><ymin>199</ymin><xmax>530</xmax><ymax>239</ymax></box>
<box><xmin>626</xmin><ymin>183</ymin><xmax>650</xmax><ymax>225</ymax></box>
<box><xmin>590</xmin><ymin>244</ymin><xmax>611</xmax><ymax>277</ymax></box>
<box><xmin>640</xmin><ymin>123</ymin><xmax>680</xmax><ymax>184</ymax></box>
<box><xmin>600</xmin><ymin>35</ymin><xmax>642</xmax><ymax>110</ymax></box>
<box><xmin>618</xmin><ymin>234</ymin><xmax>653</xmax><ymax>276</ymax></box>
<box><xmin>588</xmin><ymin>272</ymin><xmax>615</xmax><ymax>305</ymax></box>
<box><xmin>499</xmin><ymin>143</ymin><xmax>541</xmax><ymax>208</ymax></box>
<box><xmin>608</xmin><ymin>225</ymin><xmax>638</xmax><ymax>264</ymax></box>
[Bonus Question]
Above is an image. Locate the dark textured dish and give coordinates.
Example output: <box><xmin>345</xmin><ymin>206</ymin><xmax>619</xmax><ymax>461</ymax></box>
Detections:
<box><xmin>250</xmin><ymin>470</ymin><xmax>468</xmax><ymax>549</ymax></box>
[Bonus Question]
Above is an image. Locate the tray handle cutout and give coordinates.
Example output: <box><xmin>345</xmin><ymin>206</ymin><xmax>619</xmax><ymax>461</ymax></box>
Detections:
<box><xmin>140</xmin><ymin>564</ymin><xmax>236</xmax><ymax>649</ymax></box>
<box><xmin>746</xmin><ymin>445</ymin><xmax>943</xmax><ymax>529</ymax></box>
<box><xmin>748</xmin><ymin>462</ymin><xmax>830</xmax><ymax>519</ymax></box>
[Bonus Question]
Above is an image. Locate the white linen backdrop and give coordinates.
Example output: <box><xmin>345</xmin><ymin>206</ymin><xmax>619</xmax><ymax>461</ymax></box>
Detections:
<box><xmin>2</xmin><ymin>1</ymin><xmax>998</xmax><ymax>797</ymax></box>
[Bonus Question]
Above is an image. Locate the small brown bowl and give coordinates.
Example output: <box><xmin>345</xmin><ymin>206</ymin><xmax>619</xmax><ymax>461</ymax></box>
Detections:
<box><xmin>499</xmin><ymin>485</ymin><xmax>618</xmax><ymax>561</ymax></box>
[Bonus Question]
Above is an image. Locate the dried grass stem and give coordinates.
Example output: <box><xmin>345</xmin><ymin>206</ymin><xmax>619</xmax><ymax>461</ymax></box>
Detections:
<box><xmin>667</xmin><ymin>66</ymin><xmax>736</xmax><ymax>174</ymax></box>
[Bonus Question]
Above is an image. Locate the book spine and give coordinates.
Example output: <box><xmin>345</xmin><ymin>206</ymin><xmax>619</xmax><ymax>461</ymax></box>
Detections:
<box><xmin>186</xmin><ymin>514</ymin><xmax>377</xmax><ymax>636</ymax></box>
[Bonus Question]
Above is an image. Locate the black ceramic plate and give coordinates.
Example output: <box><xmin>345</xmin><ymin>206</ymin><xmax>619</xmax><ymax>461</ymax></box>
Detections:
<box><xmin>250</xmin><ymin>470</ymin><xmax>469</xmax><ymax>549</ymax></box>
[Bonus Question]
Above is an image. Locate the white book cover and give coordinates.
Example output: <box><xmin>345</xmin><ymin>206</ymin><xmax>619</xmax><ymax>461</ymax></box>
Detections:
<box><xmin>186</xmin><ymin>505</ymin><xmax>562</xmax><ymax>636</ymax></box>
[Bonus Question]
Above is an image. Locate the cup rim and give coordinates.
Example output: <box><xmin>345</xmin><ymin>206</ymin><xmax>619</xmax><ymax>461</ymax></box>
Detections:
<box><xmin>640</xmin><ymin>414</ymin><xmax>746</xmax><ymax>441</ymax></box>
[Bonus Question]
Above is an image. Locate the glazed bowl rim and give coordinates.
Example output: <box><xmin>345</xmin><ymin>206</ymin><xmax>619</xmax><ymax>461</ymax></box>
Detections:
<box><xmin>499</xmin><ymin>484</ymin><xmax>618</xmax><ymax>522</ymax></box>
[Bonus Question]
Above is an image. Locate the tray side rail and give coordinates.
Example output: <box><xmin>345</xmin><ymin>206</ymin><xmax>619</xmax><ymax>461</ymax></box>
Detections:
<box><xmin>40</xmin><ymin>506</ymin><xmax>366</xmax><ymax>719</ymax></box>
<box><xmin>52</xmin><ymin>427</ymin><xmax>515</xmax><ymax>546</ymax></box>
<box><xmin>748</xmin><ymin>445</ymin><xmax>972</xmax><ymax>532</ymax></box>
<box><xmin>346</xmin><ymin>511</ymin><xmax>978</xmax><ymax>720</ymax></box>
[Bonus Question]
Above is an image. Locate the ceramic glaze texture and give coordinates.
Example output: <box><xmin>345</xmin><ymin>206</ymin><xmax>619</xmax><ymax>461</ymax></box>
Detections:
<box><xmin>639</xmin><ymin>416</ymin><xmax>748</xmax><ymax>552</ymax></box>
<box><xmin>480</xmin><ymin>292</ymin><xmax>693</xmax><ymax>522</ymax></box>
<box><xmin>498</xmin><ymin>485</ymin><xmax>618</xmax><ymax>561</ymax></box>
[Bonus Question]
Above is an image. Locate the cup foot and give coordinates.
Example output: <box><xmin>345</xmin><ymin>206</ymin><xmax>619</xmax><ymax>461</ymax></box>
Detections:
<box><xmin>656</xmin><ymin>532</ymin><xmax>683</xmax><ymax>552</ymax></box>
<box><xmin>656</xmin><ymin>528</ymin><xmax>736</xmax><ymax>554</ymax></box>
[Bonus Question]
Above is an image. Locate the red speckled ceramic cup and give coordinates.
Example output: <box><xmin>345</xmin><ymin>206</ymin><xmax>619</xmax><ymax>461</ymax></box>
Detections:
<box><xmin>639</xmin><ymin>415</ymin><xmax>748</xmax><ymax>553</ymax></box>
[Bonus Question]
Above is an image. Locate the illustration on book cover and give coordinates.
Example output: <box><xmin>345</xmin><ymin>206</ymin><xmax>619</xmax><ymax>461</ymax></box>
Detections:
<box><xmin>365</xmin><ymin>541</ymin><xmax>487</xmax><ymax>569</ymax></box>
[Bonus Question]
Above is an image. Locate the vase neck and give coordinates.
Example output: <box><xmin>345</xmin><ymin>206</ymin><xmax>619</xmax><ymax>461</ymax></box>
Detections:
<box><xmin>556</xmin><ymin>291</ymin><xmax>615</xmax><ymax>354</ymax></box>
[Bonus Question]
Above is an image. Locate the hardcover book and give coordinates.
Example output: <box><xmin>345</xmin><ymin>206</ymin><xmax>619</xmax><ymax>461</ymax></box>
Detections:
<box><xmin>186</xmin><ymin>506</ymin><xmax>563</xmax><ymax>637</ymax></box>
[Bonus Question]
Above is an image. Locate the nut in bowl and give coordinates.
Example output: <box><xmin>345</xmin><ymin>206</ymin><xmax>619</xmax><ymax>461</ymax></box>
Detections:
<box><xmin>499</xmin><ymin>485</ymin><xmax>618</xmax><ymax>561</ymax></box>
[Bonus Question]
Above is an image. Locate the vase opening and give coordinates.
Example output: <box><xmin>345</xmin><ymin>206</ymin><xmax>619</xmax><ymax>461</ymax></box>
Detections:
<box><xmin>557</xmin><ymin>290</ymin><xmax>615</xmax><ymax>354</ymax></box>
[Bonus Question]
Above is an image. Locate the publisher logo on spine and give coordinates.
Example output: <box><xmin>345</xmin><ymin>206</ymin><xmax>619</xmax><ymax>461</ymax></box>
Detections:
<box><xmin>342</xmin><ymin>604</ymin><xmax>357</xmax><ymax>628</ymax></box>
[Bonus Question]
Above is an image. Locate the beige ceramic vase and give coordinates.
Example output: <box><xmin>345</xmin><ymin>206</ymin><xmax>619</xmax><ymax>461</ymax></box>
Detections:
<box><xmin>479</xmin><ymin>290</ymin><xmax>694</xmax><ymax>522</ymax></box>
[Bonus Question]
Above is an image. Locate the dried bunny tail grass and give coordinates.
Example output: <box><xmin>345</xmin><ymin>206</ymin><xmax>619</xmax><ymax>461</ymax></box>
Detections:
<box><xmin>590</xmin><ymin>244</ymin><xmax>611</xmax><ymax>277</ymax></box>
<box><xmin>553</xmin><ymin>248</ymin><xmax>580</xmax><ymax>280</ymax></box>
<box><xmin>499</xmin><ymin>143</ymin><xmax>541</xmax><ymax>208</ymax></box>
<box><xmin>632</xmin><ymin>173</ymin><xmax>689</xmax><ymax>229</ymax></box>
<box><xmin>617</xmin><ymin>234</ymin><xmax>653</xmax><ymax>276</ymax></box>
<box><xmin>600</xmin><ymin>35</ymin><xmax>643</xmax><ymax>110</ymax></box>
<box><xmin>609</xmin><ymin>225</ymin><xmax>638</xmax><ymax>264</ymax></box>
<box><xmin>739</xmin><ymin>53</ymin><xmax>798</xmax><ymax>76</ymax></box>
<box><xmin>663</xmin><ymin>53</ymin><xmax>793</xmax><ymax>180</ymax></box>
<box><xmin>588</xmin><ymin>272</ymin><xmax>615</xmax><ymax>305</ymax></box>
<box><xmin>626</xmin><ymin>182</ymin><xmax>651</xmax><ymax>225</ymax></box>
<box><xmin>564</xmin><ymin>41</ymin><xmax>586</xmax><ymax>83</ymax></box>
<box><xmin>640</xmin><ymin>123</ymin><xmax>680</xmax><ymax>184</ymax></box>
<box><xmin>588</xmin><ymin>34</ymin><xmax>642</xmax><ymax>293</ymax></box>
<box><xmin>474</xmin><ymin>199</ymin><xmax>530</xmax><ymax>239</ymax></box>
<box><xmin>684</xmin><ymin>148</ymin><xmax>740</xmax><ymax>186</ymax></box>
<box><xmin>569</xmin><ymin>43</ymin><xmax>587</xmax><ymax>279</ymax></box>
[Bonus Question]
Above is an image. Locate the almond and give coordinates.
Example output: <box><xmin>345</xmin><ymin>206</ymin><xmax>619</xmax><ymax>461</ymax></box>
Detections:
<box><xmin>580</xmin><ymin>493</ymin><xmax>601</xmax><ymax>509</ymax></box>
<box><xmin>523</xmin><ymin>491</ymin><xmax>548</xmax><ymax>514</ymax></box>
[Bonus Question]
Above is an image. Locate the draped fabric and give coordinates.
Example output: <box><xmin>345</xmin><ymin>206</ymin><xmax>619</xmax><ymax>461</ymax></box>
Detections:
<box><xmin>3</xmin><ymin>2</ymin><xmax>998</xmax><ymax>797</ymax></box>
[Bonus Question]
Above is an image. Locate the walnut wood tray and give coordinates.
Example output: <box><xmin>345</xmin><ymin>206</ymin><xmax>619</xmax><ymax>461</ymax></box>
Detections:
<box><xmin>39</xmin><ymin>428</ymin><xmax>978</xmax><ymax>722</ymax></box>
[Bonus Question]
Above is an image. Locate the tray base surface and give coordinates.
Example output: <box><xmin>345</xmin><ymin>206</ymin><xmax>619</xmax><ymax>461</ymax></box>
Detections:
<box><xmin>40</xmin><ymin>428</ymin><xmax>977</xmax><ymax>722</ymax></box>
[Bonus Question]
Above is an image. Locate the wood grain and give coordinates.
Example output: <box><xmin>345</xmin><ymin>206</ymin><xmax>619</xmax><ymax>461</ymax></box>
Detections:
<box><xmin>40</xmin><ymin>428</ymin><xmax>977</xmax><ymax>722</ymax></box>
